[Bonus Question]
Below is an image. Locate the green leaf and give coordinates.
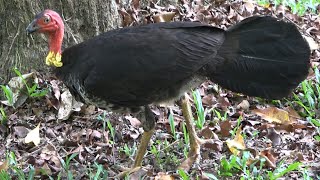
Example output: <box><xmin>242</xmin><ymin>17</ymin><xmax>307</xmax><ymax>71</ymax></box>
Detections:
<box><xmin>106</xmin><ymin>119</ymin><xmax>114</xmax><ymax>139</ymax></box>
<box><xmin>271</xmin><ymin>162</ymin><xmax>301</xmax><ymax>180</ymax></box>
<box><xmin>177</xmin><ymin>169</ymin><xmax>189</xmax><ymax>180</ymax></box>
<box><xmin>30</xmin><ymin>89</ymin><xmax>48</xmax><ymax>98</ymax></box>
<box><xmin>311</xmin><ymin>119</ymin><xmax>320</xmax><ymax>127</ymax></box>
<box><xmin>66</xmin><ymin>153</ymin><xmax>78</xmax><ymax>166</ymax></box>
<box><xmin>27</xmin><ymin>165</ymin><xmax>35</xmax><ymax>180</ymax></box>
<box><xmin>94</xmin><ymin>163</ymin><xmax>103</xmax><ymax>180</ymax></box>
<box><xmin>168</xmin><ymin>109</ymin><xmax>176</xmax><ymax>139</ymax></box>
<box><xmin>13</xmin><ymin>68</ymin><xmax>30</xmax><ymax>89</ymax></box>
<box><xmin>192</xmin><ymin>90</ymin><xmax>205</xmax><ymax>129</ymax></box>
<box><xmin>28</xmin><ymin>84</ymin><xmax>38</xmax><ymax>94</ymax></box>
<box><xmin>0</xmin><ymin>85</ymin><xmax>13</xmax><ymax>106</ymax></box>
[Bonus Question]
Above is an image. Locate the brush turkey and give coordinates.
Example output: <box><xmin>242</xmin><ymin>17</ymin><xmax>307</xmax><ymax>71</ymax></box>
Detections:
<box><xmin>26</xmin><ymin>9</ymin><xmax>310</xmax><ymax>176</ymax></box>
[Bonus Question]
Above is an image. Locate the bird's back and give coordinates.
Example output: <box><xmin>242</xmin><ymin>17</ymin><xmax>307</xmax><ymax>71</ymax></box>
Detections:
<box><xmin>55</xmin><ymin>17</ymin><xmax>310</xmax><ymax>110</ymax></box>
<box><xmin>55</xmin><ymin>22</ymin><xmax>226</xmax><ymax>109</ymax></box>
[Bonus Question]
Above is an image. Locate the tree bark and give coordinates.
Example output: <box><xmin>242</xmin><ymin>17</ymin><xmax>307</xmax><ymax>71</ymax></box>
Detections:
<box><xmin>0</xmin><ymin>0</ymin><xmax>121</xmax><ymax>83</ymax></box>
<box><xmin>0</xmin><ymin>0</ymin><xmax>180</xmax><ymax>83</ymax></box>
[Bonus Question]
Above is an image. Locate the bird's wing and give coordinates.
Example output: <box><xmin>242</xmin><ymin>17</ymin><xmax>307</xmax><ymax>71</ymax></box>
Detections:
<box><xmin>61</xmin><ymin>22</ymin><xmax>225</xmax><ymax>106</ymax></box>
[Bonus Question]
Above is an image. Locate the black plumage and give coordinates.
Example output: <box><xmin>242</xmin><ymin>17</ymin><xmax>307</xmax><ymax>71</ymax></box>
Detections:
<box><xmin>206</xmin><ymin>16</ymin><xmax>310</xmax><ymax>99</ymax></box>
<box><xmin>55</xmin><ymin>16</ymin><xmax>309</xmax><ymax>112</ymax></box>
<box><xmin>26</xmin><ymin>10</ymin><xmax>310</xmax><ymax>175</ymax></box>
<box><xmin>55</xmin><ymin>22</ymin><xmax>224</xmax><ymax>111</ymax></box>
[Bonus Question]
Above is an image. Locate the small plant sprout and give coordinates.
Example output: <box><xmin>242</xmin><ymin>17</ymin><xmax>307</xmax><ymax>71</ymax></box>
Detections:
<box><xmin>60</xmin><ymin>153</ymin><xmax>78</xmax><ymax>180</ymax></box>
<box><xmin>120</xmin><ymin>143</ymin><xmax>136</xmax><ymax>158</ymax></box>
<box><xmin>168</xmin><ymin>108</ymin><xmax>178</xmax><ymax>140</ymax></box>
<box><xmin>192</xmin><ymin>89</ymin><xmax>205</xmax><ymax>129</ymax></box>
<box><xmin>13</xmin><ymin>67</ymin><xmax>48</xmax><ymax>98</ymax></box>
<box><xmin>0</xmin><ymin>85</ymin><xmax>14</xmax><ymax>106</ymax></box>
<box><xmin>0</xmin><ymin>106</ymin><xmax>7</xmax><ymax>125</ymax></box>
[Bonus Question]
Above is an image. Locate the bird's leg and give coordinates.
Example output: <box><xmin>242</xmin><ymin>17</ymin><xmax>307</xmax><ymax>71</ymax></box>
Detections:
<box><xmin>178</xmin><ymin>93</ymin><xmax>208</xmax><ymax>171</ymax></box>
<box><xmin>133</xmin><ymin>129</ymin><xmax>155</xmax><ymax>167</ymax></box>
<box><xmin>133</xmin><ymin>106</ymin><xmax>155</xmax><ymax>168</ymax></box>
<box><xmin>117</xmin><ymin>106</ymin><xmax>155</xmax><ymax>178</ymax></box>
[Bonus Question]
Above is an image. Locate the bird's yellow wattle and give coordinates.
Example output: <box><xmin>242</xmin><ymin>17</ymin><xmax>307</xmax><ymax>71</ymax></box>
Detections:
<box><xmin>46</xmin><ymin>51</ymin><xmax>63</xmax><ymax>67</ymax></box>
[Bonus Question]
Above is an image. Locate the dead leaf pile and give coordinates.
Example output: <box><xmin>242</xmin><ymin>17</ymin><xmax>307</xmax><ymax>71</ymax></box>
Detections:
<box><xmin>0</xmin><ymin>0</ymin><xmax>319</xmax><ymax>179</ymax></box>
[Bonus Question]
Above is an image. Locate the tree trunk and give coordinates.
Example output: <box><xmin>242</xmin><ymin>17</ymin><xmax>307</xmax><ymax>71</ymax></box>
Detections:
<box><xmin>0</xmin><ymin>0</ymin><xmax>121</xmax><ymax>83</ymax></box>
<box><xmin>0</xmin><ymin>0</ymin><xmax>180</xmax><ymax>83</ymax></box>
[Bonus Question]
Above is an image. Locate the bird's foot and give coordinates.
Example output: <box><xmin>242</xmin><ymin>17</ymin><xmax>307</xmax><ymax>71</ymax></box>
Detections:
<box><xmin>114</xmin><ymin>166</ymin><xmax>142</xmax><ymax>179</ymax></box>
<box><xmin>178</xmin><ymin>93</ymin><xmax>219</xmax><ymax>171</ymax></box>
<box><xmin>115</xmin><ymin>128</ymin><xmax>155</xmax><ymax>179</ymax></box>
<box><xmin>178</xmin><ymin>136</ymin><xmax>215</xmax><ymax>171</ymax></box>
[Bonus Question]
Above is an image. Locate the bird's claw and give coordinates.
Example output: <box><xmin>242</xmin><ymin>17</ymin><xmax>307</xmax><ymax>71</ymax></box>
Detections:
<box><xmin>114</xmin><ymin>166</ymin><xmax>142</xmax><ymax>179</ymax></box>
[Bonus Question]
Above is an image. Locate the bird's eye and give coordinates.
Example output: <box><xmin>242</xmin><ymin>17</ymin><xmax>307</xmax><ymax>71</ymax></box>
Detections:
<box><xmin>43</xmin><ymin>16</ymin><xmax>50</xmax><ymax>24</ymax></box>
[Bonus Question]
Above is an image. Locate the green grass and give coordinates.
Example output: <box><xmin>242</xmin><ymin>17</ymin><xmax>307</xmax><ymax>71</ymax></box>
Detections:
<box><xmin>58</xmin><ymin>153</ymin><xmax>78</xmax><ymax>180</ymax></box>
<box><xmin>169</xmin><ymin>108</ymin><xmax>178</xmax><ymax>140</ymax></box>
<box><xmin>256</xmin><ymin>0</ymin><xmax>320</xmax><ymax>15</ymax></box>
<box><xmin>216</xmin><ymin>151</ymin><xmax>303</xmax><ymax>180</ymax></box>
<box><xmin>0</xmin><ymin>85</ymin><xmax>13</xmax><ymax>106</ymax></box>
<box><xmin>177</xmin><ymin>169</ymin><xmax>191</xmax><ymax>180</ymax></box>
<box><xmin>192</xmin><ymin>90</ymin><xmax>205</xmax><ymax>129</ymax></box>
<box><xmin>96</xmin><ymin>111</ymin><xmax>114</xmax><ymax>143</ymax></box>
<box><xmin>230</xmin><ymin>116</ymin><xmax>242</xmax><ymax>138</ymax></box>
<box><xmin>120</xmin><ymin>143</ymin><xmax>137</xmax><ymax>158</ymax></box>
<box><xmin>182</xmin><ymin>121</ymin><xmax>190</xmax><ymax>159</ymax></box>
<box><xmin>213</xmin><ymin>109</ymin><xmax>227</xmax><ymax>121</ymax></box>
<box><xmin>13</xmin><ymin>68</ymin><xmax>48</xmax><ymax>98</ymax></box>
<box><xmin>0</xmin><ymin>106</ymin><xmax>7</xmax><ymax>125</ymax></box>
<box><xmin>0</xmin><ymin>68</ymin><xmax>48</xmax><ymax>109</ymax></box>
<box><xmin>86</xmin><ymin>162</ymin><xmax>109</xmax><ymax>180</ymax></box>
<box><xmin>149</xmin><ymin>139</ymin><xmax>181</xmax><ymax>170</ymax></box>
<box><xmin>181</xmin><ymin>84</ymin><xmax>318</xmax><ymax>179</ymax></box>
<box><xmin>0</xmin><ymin>151</ymin><xmax>36</xmax><ymax>180</ymax></box>
<box><xmin>2</xmin><ymin>72</ymin><xmax>318</xmax><ymax>179</ymax></box>
<box><xmin>289</xmin><ymin>67</ymin><xmax>320</xmax><ymax>141</ymax></box>
<box><xmin>2</xmin><ymin>86</ymin><xmax>317</xmax><ymax>179</ymax></box>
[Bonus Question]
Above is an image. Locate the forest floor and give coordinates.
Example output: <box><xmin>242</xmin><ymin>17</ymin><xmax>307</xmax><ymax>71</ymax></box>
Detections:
<box><xmin>0</xmin><ymin>0</ymin><xmax>319</xmax><ymax>179</ymax></box>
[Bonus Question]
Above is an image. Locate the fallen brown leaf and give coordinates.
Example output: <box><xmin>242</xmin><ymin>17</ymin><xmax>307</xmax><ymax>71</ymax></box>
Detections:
<box><xmin>200</xmin><ymin>126</ymin><xmax>216</xmax><ymax>139</ymax></box>
<box><xmin>155</xmin><ymin>172</ymin><xmax>175</xmax><ymax>180</ymax></box>
<box><xmin>226</xmin><ymin>127</ymin><xmax>245</xmax><ymax>155</ymax></box>
<box><xmin>266</xmin><ymin>128</ymin><xmax>282</xmax><ymax>146</ymax></box>
<box><xmin>154</xmin><ymin>12</ymin><xmax>176</xmax><ymax>23</ymax></box>
<box><xmin>253</xmin><ymin>107</ymin><xmax>296</xmax><ymax>124</ymax></box>
<box><xmin>35</xmin><ymin>162</ymin><xmax>52</xmax><ymax>175</ymax></box>
<box><xmin>217</xmin><ymin>96</ymin><xmax>231</xmax><ymax>111</ymax></box>
<box><xmin>244</xmin><ymin>0</ymin><xmax>255</xmax><ymax>13</ymax></box>
<box><xmin>24</xmin><ymin>123</ymin><xmax>41</xmax><ymax>146</ymax></box>
<box><xmin>57</xmin><ymin>89</ymin><xmax>73</xmax><ymax>120</ymax></box>
<box><xmin>13</xmin><ymin>126</ymin><xmax>29</xmax><ymax>138</ymax></box>
<box><xmin>303</xmin><ymin>35</ymin><xmax>319</xmax><ymax>50</ymax></box>
<box><xmin>220</xmin><ymin>120</ymin><xmax>232</xmax><ymax>137</ymax></box>
<box><xmin>132</xmin><ymin>0</ymin><xmax>140</xmax><ymax>9</ymax></box>
<box><xmin>119</xmin><ymin>8</ymin><xmax>134</xmax><ymax>27</ymax></box>
<box><xmin>125</xmin><ymin>115</ymin><xmax>141</xmax><ymax>127</ymax></box>
<box><xmin>237</xmin><ymin>100</ymin><xmax>250</xmax><ymax>110</ymax></box>
<box><xmin>0</xmin><ymin>160</ymin><xmax>9</xmax><ymax>171</ymax></box>
<box><xmin>260</xmin><ymin>149</ymin><xmax>277</xmax><ymax>169</ymax></box>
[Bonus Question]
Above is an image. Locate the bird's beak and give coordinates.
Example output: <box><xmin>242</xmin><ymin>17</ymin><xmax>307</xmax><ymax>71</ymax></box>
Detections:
<box><xmin>26</xmin><ymin>20</ymin><xmax>39</xmax><ymax>35</ymax></box>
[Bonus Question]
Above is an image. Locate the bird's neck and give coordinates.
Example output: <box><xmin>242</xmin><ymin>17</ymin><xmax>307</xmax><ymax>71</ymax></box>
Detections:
<box><xmin>47</xmin><ymin>24</ymin><xmax>64</xmax><ymax>67</ymax></box>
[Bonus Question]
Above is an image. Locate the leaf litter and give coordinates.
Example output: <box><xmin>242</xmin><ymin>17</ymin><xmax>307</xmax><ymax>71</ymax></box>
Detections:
<box><xmin>0</xmin><ymin>0</ymin><xmax>319</xmax><ymax>179</ymax></box>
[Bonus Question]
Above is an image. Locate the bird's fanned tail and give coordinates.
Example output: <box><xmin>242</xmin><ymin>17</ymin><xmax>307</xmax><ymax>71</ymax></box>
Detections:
<box><xmin>205</xmin><ymin>16</ymin><xmax>310</xmax><ymax>99</ymax></box>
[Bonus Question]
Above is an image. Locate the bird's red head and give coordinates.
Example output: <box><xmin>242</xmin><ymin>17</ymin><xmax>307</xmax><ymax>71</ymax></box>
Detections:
<box><xmin>26</xmin><ymin>9</ymin><xmax>64</xmax><ymax>67</ymax></box>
